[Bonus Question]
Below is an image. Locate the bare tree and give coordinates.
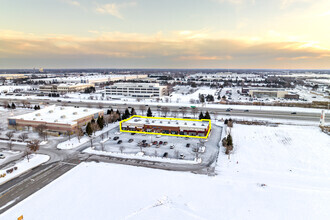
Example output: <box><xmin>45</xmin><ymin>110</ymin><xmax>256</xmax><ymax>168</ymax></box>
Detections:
<box><xmin>66</xmin><ymin>130</ymin><xmax>72</xmax><ymax>140</ymax></box>
<box><xmin>139</xmin><ymin>105</ymin><xmax>146</xmax><ymax>116</ymax></box>
<box><xmin>7</xmin><ymin>141</ymin><xmax>13</xmax><ymax>150</ymax></box>
<box><xmin>18</xmin><ymin>133</ymin><xmax>28</xmax><ymax>142</ymax></box>
<box><xmin>161</xmin><ymin>106</ymin><xmax>170</xmax><ymax>117</ymax></box>
<box><xmin>119</xmin><ymin>146</ymin><xmax>125</xmax><ymax>153</ymax></box>
<box><xmin>27</xmin><ymin>139</ymin><xmax>40</xmax><ymax>152</ymax></box>
<box><xmin>6</xmin><ymin>131</ymin><xmax>14</xmax><ymax>141</ymax></box>
<box><xmin>180</xmin><ymin>107</ymin><xmax>188</xmax><ymax>117</ymax></box>
<box><xmin>76</xmin><ymin>128</ymin><xmax>84</xmax><ymax>143</ymax></box>
<box><xmin>3</xmin><ymin>101</ymin><xmax>8</xmax><ymax>108</ymax></box>
<box><xmin>98</xmin><ymin>103</ymin><xmax>104</xmax><ymax>109</ymax></box>
<box><xmin>36</xmin><ymin>124</ymin><xmax>47</xmax><ymax>140</ymax></box>
<box><xmin>191</xmin><ymin>108</ymin><xmax>199</xmax><ymax>119</ymax></box>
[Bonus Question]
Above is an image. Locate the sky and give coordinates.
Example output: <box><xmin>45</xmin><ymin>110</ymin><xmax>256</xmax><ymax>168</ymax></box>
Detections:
<box><xmin>0</xmin><ymin>0</ymin><xmax>330</xmax><ymax>69</ymax></box>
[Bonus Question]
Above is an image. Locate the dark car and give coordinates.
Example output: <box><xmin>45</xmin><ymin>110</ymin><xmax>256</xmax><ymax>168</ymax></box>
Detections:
<box><xmin>159</xmin><ymin>141</ymin><xmax>163</xmax><ymax>145</ymax></box>
<box><xmin>128</xmin><ymin>139</ymin><xmax>133</xmax><ymax>143</ymax></box>
<box><xmin>163</xmin><ymin>152</ymin><xmax>168</xmax><ymax>158</ymax></box>
<box><xmin>226</xmin><ymin>108</ymin><xmax>231</xmax><ymax>112</ymax></box>
<box><xmin>244</xmin><ymin>109</ymin><xmax>249</xmax><ymax>112</ymax></box>
<box><xmin>117</xmin><ymin>140</ymin><xmax>122</xmax><ymax>144</ymax></box>
<box><xmin>131</xmin><ymin>132</ymin><xmax>136</xmax><ymax>135</ymax></box>
<box><xmin>291</xmin><ymin>112</ymin><xmax>297</xmax><ymax>114</ymax></box>
<box><xmin>142</xmin><ymin>140</ymin><xmax>147</xmax><ymax>143</ymax></box>
<box><xmin>163</xmin><ymin>141</ymin><xmax>168</xmax><ymax>145</ymax></box>
<box><xmin>113</xmin><ymin>136</ymin><xmax>119</xmax><ymax>140</ymax></box>
<box><xmin>186</xmin><ymin>143</ymin><xmax>190</xmax><ymax>148</ymax></box>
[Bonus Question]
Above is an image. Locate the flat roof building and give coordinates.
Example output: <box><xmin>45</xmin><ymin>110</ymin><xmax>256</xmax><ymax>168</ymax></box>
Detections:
<box><xmin>8</xmin><ymin>105</ymin><xmax>103</xmax><ymax>134</ymax></box>
<box><xmin>121</xmin><ymin>116</ymin><xmax>210</xmax><ymax>137</ymax></box>
<box><xmin>249</xmin><ymin>88</ymin><xmax>288</xmax><ymax>98</ymax></box>
<box><xmin>105</xmin><ymin>83</ymin><xmax>167</xmax><ymax>98</ymax></box>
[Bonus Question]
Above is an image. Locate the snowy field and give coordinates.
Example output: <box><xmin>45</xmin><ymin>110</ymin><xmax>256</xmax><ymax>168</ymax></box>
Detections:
<box><xmin>2</xmin><ymin>124</ymin><xmax>330</xmax><ymax>219</ymax></box>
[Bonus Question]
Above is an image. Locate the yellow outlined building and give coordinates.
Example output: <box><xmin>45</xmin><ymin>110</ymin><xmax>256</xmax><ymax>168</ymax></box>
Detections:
<box><xmin>119</xmin><ymin>115</ymin><xmax>211</xmax><ymax>139</ymax></box>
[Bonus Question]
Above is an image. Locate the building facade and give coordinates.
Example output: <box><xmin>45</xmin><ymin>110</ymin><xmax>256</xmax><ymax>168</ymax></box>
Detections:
<box><xmin>105</xmin><ymin>83</ymin><xmax>167</xmax><ymax>98</ymax></box>
<box><xmin>8</xmin><ymin>105</ymin><xmax>103</xmax><ymax>134</ymax></box>
<box><xmin>121</xmin><ymin>116</ymin><xmax>210</xmax><ymax>137</ymax></box>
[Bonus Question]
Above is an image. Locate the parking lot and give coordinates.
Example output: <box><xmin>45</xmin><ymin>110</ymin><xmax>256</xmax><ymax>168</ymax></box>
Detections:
<box><xmin>90</xmin><ymin>124</ymin><xmax>223</xmax><ymax>165</ymax></box>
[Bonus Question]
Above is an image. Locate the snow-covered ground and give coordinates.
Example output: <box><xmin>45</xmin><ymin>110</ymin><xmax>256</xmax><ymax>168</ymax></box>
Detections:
<box><xmin>0</xmin><ymin>150</ymin><xmax>21</xmax><ymax>166</ymax></box>
<box><xmin>57</xmin><ymin>123</ymin><xmax>118</xmax><ymax>150</ymax></box>
<box><xmin>0</xmin><ymin>154</ymin><xmax>50</xmax><ymax>185</ymax></box>
<box><xmin>2</xmin><ymin>124</ymin><xmax>330</xmax><ymax>219</ymax></box>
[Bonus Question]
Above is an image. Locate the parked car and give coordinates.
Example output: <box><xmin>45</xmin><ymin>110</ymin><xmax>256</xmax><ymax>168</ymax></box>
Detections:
<box><xmin>117</xmin><ymin>140</ymin><xmax>122</xmax><ymax>144</ymax></box>
<box><xmin>131</xmin><ymin>133</ymin><xmax>136</xmax><ymax>135</ymax></box>
<box><xmin>0</xmin><ymin>154</ymin><xmax>5</xmax><ymax>159</ymax></box>
<box><xmin>113</xmin><ymin>136</ymin><xmax>119</xmax><ymax>140</ymax></box>
<box><xmin>186</xmin><ymin>143</ymin><xmax>190</xmax><ymax>148</ymax></box>
<box><xmin>179</xmin><ymin>154</ymin><xmax>185</xmax><ymax>159</ymax></box>
<box><xmin>128</xmin><ymin>139</ymin><xmax>133</xmax><ymax>143</ymax></box>
<box><xmin>153</xmin><ymin>141</ymin><xmax>158</xmax><ymax>145</ymax></box>
<box><xmin>142</xmin><ymin>140</ymin><xmax>147</xmax><ymax>143</ymax></box>
<box><xmin>163</xmin><ymin>152</ymin><xmax>168</xmax><ymax>158</ymax></box>
<box><xmin>170</xmin><ymin>145</ymin><xmax>174</xmax><ymax>149</ymax></box>
<box><xmin>159</xmin><ymin>141</ymin><xmax>163</xmax><ymax>145</ymax></box>
<box><xmin>163</xmin><ymin>141</ymin><xmax>168</xmax><ymax>145</ymax></box>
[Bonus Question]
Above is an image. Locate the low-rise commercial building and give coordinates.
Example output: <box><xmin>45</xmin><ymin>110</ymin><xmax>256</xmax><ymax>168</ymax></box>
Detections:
<box><xmin>121</xmin><ymin>116</ymin><xmax>210</xmax><ymax>137</ymax></box>
<box><xmin>105</xmin><ymin>83</ymin><xmax>167</xmax><ymax>98</ymax></box>
<box><xmin>39</xmin><ymin>83</ymin><xmax>94</xmax><ymax>93</ymax></box>
<box><xmin>8</xmin><ymin>105</ymin><xmax>103</xmax><ymax>134</ymax></box>
<box><xmin>249</xmin><ymin>88</ymin><xmax>288</xmax><ymax>98</ymax></box>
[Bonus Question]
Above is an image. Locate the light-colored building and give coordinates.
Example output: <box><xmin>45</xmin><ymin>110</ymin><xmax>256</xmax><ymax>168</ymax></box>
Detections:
<box><xmin>57</xmin><ymin>83</ymin><xmax>94</xmax><ymax>93</ymax></box>
<box><xmin>249</xmin><ymin>88</ymin><xmax>288</xmax><ymax>98</ymax></box>
<box><xmin>39</xmin><ymin>84</ymin><xmax>58</xmax><ymax>93</ymax></box>
<box><xmin>31</xmin><ymin>74</ymin><xmax>148</xmax><ymax>84</ymax></box>
<box><xmin>8</xmin><ymin>105</ymin><xmax>103</xmax><ymax>134</ymax></box>
<box><xmin>121</xmin><ymin>116</ymin><xmax>210</xmax><ymax>137</ymax></box>
<box><xmin>0</xmin><ymin>74</ymin><xmax>28</xmax><ymax>80</ymax></box>
<box><xmin>105</xmin><ymin>83</ymin><xmax>167</xmax><ymax>98</ymax></box>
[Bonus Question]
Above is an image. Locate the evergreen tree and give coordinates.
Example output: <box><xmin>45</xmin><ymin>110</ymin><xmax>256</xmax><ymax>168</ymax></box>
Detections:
<box><xmin>199</xmin><ymin>112</ymin><xmax>204</xmax><ymax>120</ymax></box>
<box><xmin>97</xmin><ymin>116</ymin><xmax>104</xmax><ymax>130</ymax></box>
<box><xmin>227</xmin><ymin>134</ymin><xmax>233</xmax><ymax>146</ymax></box>
<box><xmin>130</xmin><ymin>107</ymin><xmax>136</xmax><ymax>116</ymax></box>
<box><xmin>147</xmin><ymin>107</ymin><xmax>152</xmax><ymax>117</ymax></box>
<box><xmin>11</xmin><ymin>103</ymin><xmax>16</xmax><ymax>109</ymax></box>
<box><xmin>204</xmin><ymin>111</ymin><xmax>211</xmax><ymax>119</ymax></box>
<box><xmin>7</xmin><ymin>104</ymin><xmax>11</xmax><ymax>109</ymax></box>
<box><xmin>91</xmin><ymin>118</ymin><xmax>95</xmax><ymax>124</ymax></box>
<box><xmin>107</xmin><ymin>109</ymin><xmax>111</xmax><ymax>115</ymax></box>
<box><xmin>86</xmin><ymin>122</ymin><xmax>93</xmax><ymax>136</ymax></box>
<box><xmin>34</xmin><ymin>105</ymin><xmax>38</xmax><ymax>110</ymax></box>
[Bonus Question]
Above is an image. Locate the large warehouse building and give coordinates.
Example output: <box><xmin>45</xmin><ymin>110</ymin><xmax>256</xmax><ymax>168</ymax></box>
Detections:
<box><xmin>8</xmin><ymin>105</ymin><xmax>103</xmax><ymax>134</ymax></box>
<box><xmin>105</xmin><ymin>83</ymin><xmax>167</xmax><ymax>98</ymax></box>
<box><xmin>121</xmin><ymin>116</ymin><xmax>211</xmax><ymax>137</ymax></box>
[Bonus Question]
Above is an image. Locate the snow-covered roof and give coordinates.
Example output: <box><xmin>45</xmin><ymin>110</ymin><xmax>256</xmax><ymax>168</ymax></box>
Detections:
<box><xmin>9</xmin><ymin>105</ymin><xmax>102</xmax><ymax>125</ymax></box>
<box><xmin>123</xmin><ymin>116</ymin><xmax>209</xmax><ymax>130</ymax></box>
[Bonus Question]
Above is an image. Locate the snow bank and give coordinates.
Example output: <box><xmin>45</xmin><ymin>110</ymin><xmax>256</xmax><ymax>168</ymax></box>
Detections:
<box><xmin>0</xmin><ymin>154</ymin><xmax>50</xmax><ymax>185</ymax></box>
<box><xmin>84</xmin><ymin>148</ymin><xmax>202</xmax><ymax>164</ymax></box>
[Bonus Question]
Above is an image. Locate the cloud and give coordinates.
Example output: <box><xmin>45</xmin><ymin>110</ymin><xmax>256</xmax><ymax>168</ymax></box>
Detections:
<box><xmin>0</xmin><ymin>29</ymin><xmax>329</xmax><ymax>69</ymax></box>
<box><xmin>212</xmin><ymin>0</ymin><xmax>255</xmax><ymax>5</ymax></box>
<box><xmin>95</xmin><ymin>2</ymin><xmax>136</xmax><ymax>19</ymax></box>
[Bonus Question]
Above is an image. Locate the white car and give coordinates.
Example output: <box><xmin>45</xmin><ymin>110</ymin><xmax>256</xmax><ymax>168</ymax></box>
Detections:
<box><xmin>0</xmin><ymin>154</ymin><xmax>5</xmax><ymax>159</ymax></box>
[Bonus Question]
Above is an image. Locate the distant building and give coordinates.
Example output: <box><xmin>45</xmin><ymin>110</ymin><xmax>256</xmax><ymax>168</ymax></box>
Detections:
<box><xmin>0</xmin><ymin>74</ymin><xmax>27</xmax><ymax>80</ymax></box>
<box><xmin>39</xmin><ymin>83</ymin><xmax>94</xmax><ymax>93</ymax></box>
<box><xmin>284</xmin><ymin>93</ymin><xmax>300</xmax><ymax>100</ymax></box>
<box><xmin>249</xmin><ymin>88</ymin><xmax>288</xmax><ymax>98</ymax></box>
<box><xmin>31</xmin><ymin>74</ymin><xmax>148</xmax><ymax>84</ymax></box>
<box><xmin>105</xmin><ymin>83</ymin><xmax>167</xmax><ymax>98</ymax></box>
<box><xmin>8</xmin><ymin>105</ymin><xmax>103</xmax><ymax>134</ymax></box>
<box><xmin>121</xmin><ymin>116</ymin><xmax>210</xmax><ymax>137</ymax></box>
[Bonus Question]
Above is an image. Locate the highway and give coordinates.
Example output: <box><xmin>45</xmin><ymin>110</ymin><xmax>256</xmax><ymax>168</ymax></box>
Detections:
<box><xmin>0</xmin><ymin>96</ymin><xmax>328</xmax><ymax>123</ymax></box>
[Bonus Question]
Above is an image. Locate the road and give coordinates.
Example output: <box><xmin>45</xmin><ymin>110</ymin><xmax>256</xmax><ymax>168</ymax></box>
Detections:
<box><xmin>0</xmin><ymin>96</ymin><xmax>328</xmax><ymax>123</ymax></box>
